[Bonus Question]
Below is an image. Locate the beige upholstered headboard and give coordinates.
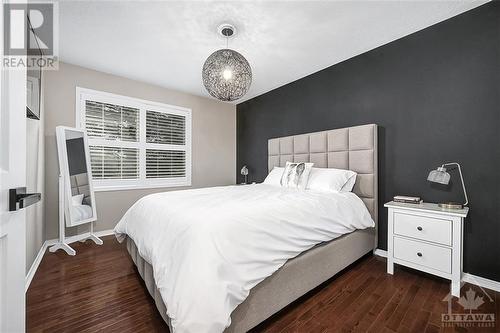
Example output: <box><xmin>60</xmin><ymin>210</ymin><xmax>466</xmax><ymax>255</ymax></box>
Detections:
<box><xmin>268</xmin><ymin>124</ymin><xmax>378</xmax><ymax>225</ymax></box>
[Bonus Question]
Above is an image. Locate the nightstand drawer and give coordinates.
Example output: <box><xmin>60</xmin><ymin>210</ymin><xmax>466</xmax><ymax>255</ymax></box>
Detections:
<box><xmin>393</xmin><ymin>212</ymin><xmax>452</xmax><ymax>246</ymax></box>
<box><xmin>393</xmin><ymin>237</ymin><xmax>451</xmax><ymax>274</ymax></box>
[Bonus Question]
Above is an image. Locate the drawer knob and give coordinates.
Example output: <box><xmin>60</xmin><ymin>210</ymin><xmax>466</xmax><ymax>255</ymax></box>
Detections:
<box><xmin>417</xmin><ymin>252</ymin><xmax>423</xmax><ymax>257</ymax></box>
<box><xmin>417</xmin><ymin>226</ymin><xmax>423</xmax><ymax>231</ymax></box>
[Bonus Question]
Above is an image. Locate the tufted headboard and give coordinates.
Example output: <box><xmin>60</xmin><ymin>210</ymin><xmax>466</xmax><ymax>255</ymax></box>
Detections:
<box><xmin>268</xmin><ymin>124</ymin><xmax>378</xmax><ymax>225</ymax></box>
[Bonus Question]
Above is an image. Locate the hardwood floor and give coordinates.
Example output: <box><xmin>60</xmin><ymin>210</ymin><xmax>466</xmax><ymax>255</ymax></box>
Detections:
<box><xmin>27</xmin><ymin>236</ymin><xmax>500</xmax><ymax>332</ymax></box>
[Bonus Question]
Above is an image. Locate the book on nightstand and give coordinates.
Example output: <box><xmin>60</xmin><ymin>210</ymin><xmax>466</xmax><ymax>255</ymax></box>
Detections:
<box><xmin>393</xmin><ymin>195</ymin><xmax>423</xmax><ymax>204</ymax></box>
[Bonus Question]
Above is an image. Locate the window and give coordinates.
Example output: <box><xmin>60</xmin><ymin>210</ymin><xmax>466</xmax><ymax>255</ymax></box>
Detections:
<box><xmin>77</xmin><ymin>88</ymin><xmax>191</xmax><ymax>191</ymax></box>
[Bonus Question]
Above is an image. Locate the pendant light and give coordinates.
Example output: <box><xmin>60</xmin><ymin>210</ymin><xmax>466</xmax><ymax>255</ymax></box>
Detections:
<box><xmin>202</xmin><ymin>24</ymin><xmax>252</xmax><ymax>101</ymax></box>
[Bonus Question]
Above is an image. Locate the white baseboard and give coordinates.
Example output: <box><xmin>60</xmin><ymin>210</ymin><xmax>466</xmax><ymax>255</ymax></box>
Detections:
<box><xmin>25</xmin><ymin>229</ymin><xmax>115</xmax><ymax>292</ymax></box>
<box><xmin>463</xmin><ymin>273</ymin><xmax>500</xmax><ymax>293</ymax></box>
<box><xmin>372</xmin><ymin>248</ymin><xmax>500</xmax><ymax>293</ymax></box>
<box><xmin>25</xmin><ymin>241</ymin><xmax>49</xmax><ymax>292</ymax></box>
<box><xmin>373</xmin><ymin>248</ymin><xmax>387</xmax><ymax>257</ymax></box>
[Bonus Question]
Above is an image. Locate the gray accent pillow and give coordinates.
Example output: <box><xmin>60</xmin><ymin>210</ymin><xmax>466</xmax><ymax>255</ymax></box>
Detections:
<box><xmin>280</xmin><ymin>162</ymin><xmax>314</xmax><ymax>189</ymax></box>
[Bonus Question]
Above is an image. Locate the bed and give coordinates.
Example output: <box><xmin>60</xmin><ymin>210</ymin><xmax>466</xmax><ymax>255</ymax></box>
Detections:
<box><xmin>115</xmin><ymin>123</ymin><xmax>378</xmax><ymax>333</ymax></box>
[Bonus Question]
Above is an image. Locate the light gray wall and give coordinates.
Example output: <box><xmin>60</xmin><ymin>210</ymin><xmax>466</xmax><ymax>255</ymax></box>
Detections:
<box><xmin>26</xmin><ymin>120</ymin><xmax>45</xmax><ymax>273</ymax></box>
<box><xmin>26</xmin><ymin>75</ymin><xmax>46</xmax><ymax>274</ymax></box>
<box><xmin>44</xmin><ymin>62</ymin><xmax>236</xmax><ymax>239</ymax></box>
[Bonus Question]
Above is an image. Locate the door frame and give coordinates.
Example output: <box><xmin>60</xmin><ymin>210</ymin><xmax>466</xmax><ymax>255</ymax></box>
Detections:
<box><xmin>0</xmin><ymin>1</ymin><xmax>28</xmax><ymax>331</ymax></box>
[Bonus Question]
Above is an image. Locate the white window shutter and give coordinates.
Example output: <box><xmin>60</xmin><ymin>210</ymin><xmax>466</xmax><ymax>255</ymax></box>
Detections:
<box><xmin>146</xmin><ymin>149</ymin><xmax>186</xmax><ymax>178</ymax></box>
<box><xmin>145</xmin><ymin>110</ymin><xmax>187</xmax><ymax>179</ymax></box>
<box><xmin>85</xmin><ymin>100</ymin><xmax>139</xmax><ymax>142</ymax></box>
<box><xmin>89</xmin><ymin>146</ymin><xmax>139</xmax><ymax>179</ymax></box>
<box><xmin>146</xmin><ymin>110</ymin><xmax>185</xmax><ymax>145</ymax></box>
<box><xmin>79</xmin><ymin>88</ymin><xmax>191</xmax><ymax>191</ymax></box>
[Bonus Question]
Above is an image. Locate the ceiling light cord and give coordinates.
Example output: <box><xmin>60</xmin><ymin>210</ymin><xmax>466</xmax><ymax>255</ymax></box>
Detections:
<box><xmin>225</xmin><ymin>30</ymin><xmax>229</xmax><ymax>49</ymax></box>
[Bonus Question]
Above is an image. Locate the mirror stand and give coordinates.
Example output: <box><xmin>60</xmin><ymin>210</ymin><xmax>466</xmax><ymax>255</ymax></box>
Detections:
<box><xmin>79</xmin><ymin>219</ymin><xmax>103</xmax><ymax>245</ymax></box>
<box><xmin>48</xmin><ymin>174</ymin><xmax>102</xmax><ymax>256</ymax></box>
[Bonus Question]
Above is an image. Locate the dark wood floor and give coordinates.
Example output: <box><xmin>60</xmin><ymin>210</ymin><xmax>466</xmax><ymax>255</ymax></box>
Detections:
<box><xmin>27</xmin><ymin>236</ymin><xmax>500</xmax><ymax>332</ymax></box>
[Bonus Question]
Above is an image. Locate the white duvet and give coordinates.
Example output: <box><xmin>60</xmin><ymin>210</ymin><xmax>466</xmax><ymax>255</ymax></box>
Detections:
<box><xmin>72</xmin><ymin>204</ymin><xmax>93</xmax><ymax>221</ymax></box>
<box><xmin>114</xmin><ymin>184</ymin><xmax>374</xmax><ymax>333</ymax></box>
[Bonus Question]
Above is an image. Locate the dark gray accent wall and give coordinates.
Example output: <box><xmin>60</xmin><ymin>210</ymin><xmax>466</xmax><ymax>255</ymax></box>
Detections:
<box><xmin>237</xmin><ymin>2</ymin><xmax>500</xmax><ymax>281</ymax></box>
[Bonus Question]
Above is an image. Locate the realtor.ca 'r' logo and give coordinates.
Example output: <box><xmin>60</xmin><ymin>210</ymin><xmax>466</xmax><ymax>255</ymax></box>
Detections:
<box><xmin>3</xmin><ymin>2</ymin><xmax>58</xmax><ymax>70</ymax></box>
<box><xmin>3</xmin><ymin>2</ymin><xmax>54</xmax><ymax>56</ymax></box>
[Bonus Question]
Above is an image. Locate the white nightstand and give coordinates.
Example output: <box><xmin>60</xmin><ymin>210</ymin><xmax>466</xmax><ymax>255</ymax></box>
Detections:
<box><xmin>384</xmin><ymin>201</ymin><xmax>469</xmax><ymax>297</ymax></box>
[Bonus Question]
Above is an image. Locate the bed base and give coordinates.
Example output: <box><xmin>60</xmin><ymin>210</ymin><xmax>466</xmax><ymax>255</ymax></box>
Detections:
<box><xmin>126</xmin><ymin>227</ymin><xmax>375</xmax><ymax>332</ymax></box>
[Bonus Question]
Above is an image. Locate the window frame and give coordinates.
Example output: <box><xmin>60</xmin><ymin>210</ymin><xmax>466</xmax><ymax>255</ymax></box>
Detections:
<box><xmin>76</xmin><ymin>87</ymin><xmax>192</xmax><ymax>192</ymax></box>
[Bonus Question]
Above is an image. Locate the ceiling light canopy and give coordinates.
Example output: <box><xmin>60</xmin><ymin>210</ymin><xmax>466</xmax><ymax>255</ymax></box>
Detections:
<box><xmin>202</xmin><ymin>24</ymin><xmax>252</xmax><ymax>102</ymax></box>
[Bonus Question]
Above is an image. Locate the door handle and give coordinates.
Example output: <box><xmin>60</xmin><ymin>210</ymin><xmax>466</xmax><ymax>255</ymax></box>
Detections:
<box><xmin>9</xmin><ymin>187</ymin><xmax>41</xmax><ymax>211</ymax></box>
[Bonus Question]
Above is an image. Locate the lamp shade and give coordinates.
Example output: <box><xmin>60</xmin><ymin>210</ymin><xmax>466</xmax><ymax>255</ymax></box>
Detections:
<box><xmin>240</xmin><ymin>165</ymin><xmax>248</xmax><ymax>176</ymax></box>
<box><xmin>427</xmin><ymin>167</ymin><xmax>450</xmax><ymax>185</ymax></box>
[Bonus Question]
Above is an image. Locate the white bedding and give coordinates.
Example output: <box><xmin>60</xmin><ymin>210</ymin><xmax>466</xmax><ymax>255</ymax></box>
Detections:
<box><xmin>72</xmin><ymin>204</ymin><xmax>93</xmax><ymax>221</ymax></box>
<box><xmin>114</xmin><ymin>184</ymin><xmax>374</xmax><ymax>333</ymax></box>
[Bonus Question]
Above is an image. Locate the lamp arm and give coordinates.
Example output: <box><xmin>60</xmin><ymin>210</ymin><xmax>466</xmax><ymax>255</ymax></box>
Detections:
<box><xmin>441</xmin><ymin>162</ymin><xmax>468</xmax><ymax>206</ymax></box>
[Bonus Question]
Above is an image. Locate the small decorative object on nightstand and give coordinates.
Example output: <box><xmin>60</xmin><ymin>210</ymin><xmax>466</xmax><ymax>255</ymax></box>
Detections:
<box><xmin>385</xmin><ymin>201</ymin><xmax>468</xmax><ymax>297</ymax></box>
<box><xmin>240</xmin><ymin>165</ymin><xmax>249</xmax><ymax>184</ymax></box>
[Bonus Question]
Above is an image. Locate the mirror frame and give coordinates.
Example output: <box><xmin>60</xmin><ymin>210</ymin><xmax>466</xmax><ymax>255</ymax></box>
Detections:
<box><xmin>56</xmin><ymin>126</ymin><xmax>98</xmax><ymax>227</ymax></box>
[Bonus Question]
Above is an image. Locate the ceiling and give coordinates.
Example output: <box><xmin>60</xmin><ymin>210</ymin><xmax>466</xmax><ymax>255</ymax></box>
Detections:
<box><xmin>58</xmin><ymin>1</ymin><xmax>488</xmax><ymax>104</ymax></box>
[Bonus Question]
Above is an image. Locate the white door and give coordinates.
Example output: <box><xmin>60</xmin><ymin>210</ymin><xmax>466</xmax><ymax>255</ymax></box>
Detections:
<box><xmin>0</xmin><ymin>2</ymin><xmax>27</xmax><ymax>331</ymax></box>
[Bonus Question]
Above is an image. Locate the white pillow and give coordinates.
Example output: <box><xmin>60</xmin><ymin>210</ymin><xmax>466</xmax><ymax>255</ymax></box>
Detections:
<box><xmin>263</xmin><ymin>167</ymin><xmax>285</xmax><ymax>186</ymax></box>
<box><xmin>341</xmin><ymin>173</ymin><xmax>358</xmax><ymax>192</ymax></box>
<box><xmin>280</xmin><ymin>162</ymin><xmax>314</xmax><ymax>190</ymax></box>
<box><xmin>72</xmin><ymin>194</ymin><xmax>84</xmax><ymax>206</ymax></box>
<box><xmin>306</xmin><ymin>168</ymin><xmax>357</xmax><ymax>193</ymax></box>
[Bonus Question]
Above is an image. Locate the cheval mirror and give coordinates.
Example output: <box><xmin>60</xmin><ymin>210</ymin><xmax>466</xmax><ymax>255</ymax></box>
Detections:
<box><xmin>49</xmin><ymin>126</ymin><xmax>102</xmax><ymax>255</ymax></box>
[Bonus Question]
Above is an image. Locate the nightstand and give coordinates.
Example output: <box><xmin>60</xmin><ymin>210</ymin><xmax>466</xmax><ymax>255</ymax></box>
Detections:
<box><xmin>384</xmin><ymin>201</ymin><xmax>469</xmax><ymax>297</ymax></box>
